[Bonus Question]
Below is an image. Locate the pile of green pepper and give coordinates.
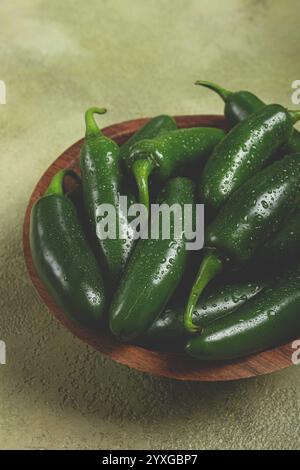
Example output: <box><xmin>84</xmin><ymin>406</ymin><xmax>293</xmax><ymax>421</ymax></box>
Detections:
<box><xmin>30</xmin><ymin>81</ymin><xmax>300</xmax><ymax>363</ymax></box>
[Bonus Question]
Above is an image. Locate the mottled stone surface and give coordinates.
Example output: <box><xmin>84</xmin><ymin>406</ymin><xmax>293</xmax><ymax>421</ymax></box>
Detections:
<box><xmin>0</xmin><ymin>0</ymin><xmax>300</xmax><ymax>450</ymax></box>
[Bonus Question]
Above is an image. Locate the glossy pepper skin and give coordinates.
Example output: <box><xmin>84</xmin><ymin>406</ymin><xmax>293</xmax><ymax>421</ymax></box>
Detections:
<box><xmin>126</xmin><ymin>127</ymin><xmax>225</xmax><ymax>209</ymax></box>
<box><xmin>253</xmin><ymin>209</ymin><xmax>300</xmax><ymax>271</ymax></box>
<box><xmin>184</xmin><ymin>154</ymin><xmax>300</xmax><ymax>333</ymax></box>
<box><xmin>186</xmin><ymin>265</ymin><xmax>300</xmax><ymax>361</ymax></box>
<box><xmin>196</xmin><ymin>80</ymin><xmax>300</xmax><ymax>154</ymax></box>
<box><xmin>200</xmin><ymin>104</ymin><xmax>300</xmax><ymax>210</ymax></box>
<box><xmin>30</xmin><ymin>170</ymin><xmax>106</xmax><ymax>327</ymax></box>
<box><xmin>109</xmin><ymin>177</ymin><xmax>196</xmax><ymax>342</ymax></box>
<box><xmin>80</xmin><ymin>108</ymin><xmax>135</xmax><ymax>288</ymax></box>
<box><xmin>138</xmin><ymin>278</ymin><xmax>266</xmax><ymax>351</ymax></box>
<box><xmin>120</xmin><ymin>115</ymin><xmax>177</xmax><ymax>160</ymax></box>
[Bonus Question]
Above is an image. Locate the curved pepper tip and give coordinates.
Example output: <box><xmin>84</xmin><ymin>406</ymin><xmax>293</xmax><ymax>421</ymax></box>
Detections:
<box><xmin>184</xmin><ymin>251</ymin><xmax>223</xmax><ymax>333</ymax></box>
<box><xmin>195</xmin><ymin>80</ymin><xmax>232</xmax><ymax>101</ymax></box>
<box><xmin>184</xmin><ymin>302</ymin><xmax>202</xmax><ymax>334</ymax></box>
<box><xmin>131</xmin><ymin>159</ymin><xmax>154</xmax><ymax>211</ymax></box>
<box><xmin>85</xmin><ymin>107</ymin><xmax>107</xmax><ymax>137</ymax></box>
<box><xmin>45</xmin><ymin>169</ymin><xmax>80</xmax><ymax>197</ymax></box>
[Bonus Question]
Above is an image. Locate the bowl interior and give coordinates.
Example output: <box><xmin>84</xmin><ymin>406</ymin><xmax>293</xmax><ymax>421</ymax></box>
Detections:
<box><xmin>23</xmin><ymin>115</ymin><xmax>297</xmax><ymax>381</ymax></box>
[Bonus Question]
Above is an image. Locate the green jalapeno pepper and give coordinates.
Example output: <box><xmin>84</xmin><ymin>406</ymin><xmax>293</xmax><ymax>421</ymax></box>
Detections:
<box><xmin>80</xmin><ymin>108</ymin><xmax>136</xmax><ymax>288</ymax></box>
<box><xmin>186</xmin><ymin>264</ymin><xmax>300</xmax><ymax>361</ymax></box>
<box><xmin>196</xmin><ymin>80</ymin><xmax>300</xmax><ymax>154</ymax></box>
<box><xmin>199</xmin><ymin>103</ymin><xmax>300</xmax><ymax>210</ymax></box>
<box><xmin>185</xmin><ymin>154</ymin><xmax>300</xmax><ymax>333</ymax></box>
<box><xmin>30</xmin><ymin>170</ymin><xmax>106</xmax><ymax>327</ymax></box>
<box><xmin>252</xmin><ymin>208</ymin><xmax>300</xmax><ymax>272</ymax></box>
<box><xmin>109</xmin><ymin>177</ymin><xmax>196</xmax><ymax>341</ymax></box>
<box><xmin>120</xmin><ymin>115</ymin><xmax>177</xmax><ymax>160</ymax></box>
<box><xmin>138</xmin><ymin>278</ymin><xmax>266</xmax><ymax>351</ymax></box>
<box><xmin>125</xmin><ymin>127</ymin><xmax>225</xmax><ymax>209</ymax></box>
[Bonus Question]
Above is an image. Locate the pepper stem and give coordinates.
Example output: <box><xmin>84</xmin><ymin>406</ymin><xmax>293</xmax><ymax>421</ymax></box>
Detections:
<box><xmin>132</xmin><ymin>159</ymin><xmax>155</xmax><ymax>211</ymax></box>
<box><xmin>288</xmin><ymin>109</ymin><xmax>300</xmax><ymax>125</ymax></box>
<box><xmin>85</xmin><ymin>107</ymin><xmax>107</xmax><ymax>137</ymax></box>
<box><xmin>184</xmin><ymin>250</ymin><xmax>223</xmax><ymax>333</ymax></box>
<box><xmin>195</xmin><ymin>80</ymin><xmax>232</xmax><ymax>102</ymax></box>
<box><xmin>45</xmin><ymin>169</ymin><xmax>80</xmax><ymax>197</ymax></box>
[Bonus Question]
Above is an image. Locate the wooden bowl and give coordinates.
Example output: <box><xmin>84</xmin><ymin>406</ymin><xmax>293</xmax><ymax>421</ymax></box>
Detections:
<box><xmin>23</xmin><ymin>115</ymin><xmax>298</xmax><ymax>381</ymax></box>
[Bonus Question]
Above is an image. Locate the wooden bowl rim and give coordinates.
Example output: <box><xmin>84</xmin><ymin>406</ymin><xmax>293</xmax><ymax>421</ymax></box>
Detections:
<box><xmin>23</xmin><ymin>114</ymin><xmax>298</xmax><ymax>382</ymax></box>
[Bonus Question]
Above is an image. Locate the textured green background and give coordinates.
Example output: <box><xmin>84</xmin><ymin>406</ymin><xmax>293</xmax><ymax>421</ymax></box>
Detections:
<box><xmin>1</xmin><ymin>0</ymin><xmax>300</xmax><ymax>450</ymax></box>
